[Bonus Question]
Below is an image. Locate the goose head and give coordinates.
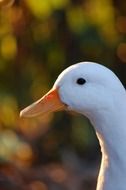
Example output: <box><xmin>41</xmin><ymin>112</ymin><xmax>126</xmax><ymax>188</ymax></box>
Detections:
<box><xmin>20</xmin><ymin>62</ymin><xmax>125</xmax><ymax>123</ymax></box>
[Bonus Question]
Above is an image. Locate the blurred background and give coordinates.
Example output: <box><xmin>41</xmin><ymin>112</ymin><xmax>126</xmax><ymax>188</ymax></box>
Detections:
<box><xmin>0</xmin><ymin>0</ymin><xmax>126</xmax><ymax>189</ymax></box>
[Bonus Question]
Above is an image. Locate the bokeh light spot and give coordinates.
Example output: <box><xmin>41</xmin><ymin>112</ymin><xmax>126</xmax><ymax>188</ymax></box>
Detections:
<box><xmin>1</xmin><ymin>34</ymin><xmax>17</xmax><ymax>60</ymax></box>
<box><xmin>117</xmin><ymin>43</ymin><xmax>126</xmax><ymax>63</ymax></box>
<box><xmin>26</xmin><ymin>0</ymin><xmax>52</xmax><ymax>18</ymax></box>
<box><xmin>29</xmin><ymin>181</ymin><xmax>48</xmax><ymax>190</ymax></box>
<box><xmin>0</xmin><ymin>95</ymin><xmax>18</xmax><ymax>127</ymax></box>
<box><xmin>116</xmin><ymin>16</ymin><xmax>126</xmax><ymax>33</ymax></box>
<box><xmin>48</xmin><ymin>165</ymin><xmax>67</xmax><ymax>183</ymax></box>
<box><xmin>51</xmin><ymin>0</ymin><xmax>69</xmax><ymax>9</ymax></box>
<box><xmin>16</xmin><ymin>143</ymin><xmax>33</xmax><ymax>162</ymax></box>
<box><xmin>67</xmin><ymin>7</ymin><xmax>85</xmax><ymax>33</ymax></box>
<box><xmin>0</xmin><ymin>130</ymin><xmax>19</xmax><ymax>159</ymax></box>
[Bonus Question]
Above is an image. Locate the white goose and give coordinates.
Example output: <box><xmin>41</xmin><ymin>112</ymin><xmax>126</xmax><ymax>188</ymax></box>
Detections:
<box><xmin>20</xmin><ymin>62</ymin><xmax>126</xmax><ymax>190</ymax></box>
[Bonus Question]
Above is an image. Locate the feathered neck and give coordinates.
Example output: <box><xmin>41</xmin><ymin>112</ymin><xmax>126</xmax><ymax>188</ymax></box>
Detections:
<box><xmin>86</xmin><ymin>97</ymin><xmax>126</xmax><ymax>190</ymax></box>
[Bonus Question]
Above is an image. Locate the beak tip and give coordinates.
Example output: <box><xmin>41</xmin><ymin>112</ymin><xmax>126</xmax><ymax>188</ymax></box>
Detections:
<box><xmin>20</xmin><ymin>106</ymin><xmax>39</xmax><ymax>118</ymax></box>
<box><xmin>20</xmin><ymin>108</ymin><xmax>30</xmax><ymax>118</ymax></box>
<box><xmin>20</xmin><ymin>110</ymin><xmax>25</xmax><ymax>118</ymax></box>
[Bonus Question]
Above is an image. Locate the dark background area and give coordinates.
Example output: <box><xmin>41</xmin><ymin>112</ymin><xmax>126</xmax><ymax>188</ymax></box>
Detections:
<box><xmin>0</xmin><ymin>0</ymin><xmax>126</xmax><ymax>189</ymax></box>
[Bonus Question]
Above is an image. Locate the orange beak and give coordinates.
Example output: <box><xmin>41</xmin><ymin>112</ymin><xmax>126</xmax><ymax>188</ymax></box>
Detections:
<box><xmin>20</xmin><ymin>88</ymin><xmax>66</xmax><ymax>118</ymax></box>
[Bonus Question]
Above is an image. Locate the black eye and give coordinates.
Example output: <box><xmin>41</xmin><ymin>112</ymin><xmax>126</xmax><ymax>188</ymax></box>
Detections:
<box><xmin>76</xmin><ymin>78</ymin><xmax>86</xmax><ymax>85</ymax></box>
